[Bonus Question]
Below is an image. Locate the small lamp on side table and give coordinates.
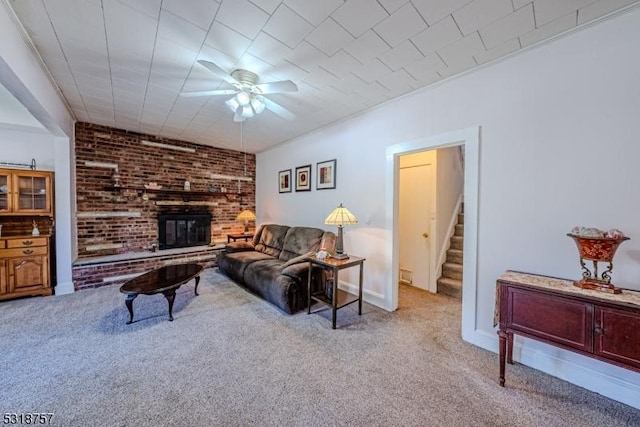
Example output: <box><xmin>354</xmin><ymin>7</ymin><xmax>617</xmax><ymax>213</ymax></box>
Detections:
<box><xmin>324</xmin><ymin>203</ymin><xmax>358</xmax><ymax>259</ymax></box>
<box><xmin>236</xmin><ymin>209</ymin><xmax>256</xmax><ymax>233</ymax></box>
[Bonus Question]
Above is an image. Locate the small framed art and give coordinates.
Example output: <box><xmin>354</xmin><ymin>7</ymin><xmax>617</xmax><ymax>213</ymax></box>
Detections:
<box><xmin>295</xmin><ymin>165</ymin><xmax>311</xmax><ymax>192</ymax></box>
<box><xmin>279</xmin><ymin>169</ymin><xmax>292</xmax><ymax>193</ymax></box>
<box><xmin>316</xmin><ymin>159</ymin><xmax>336</xmax><ymax>190</ymax></box>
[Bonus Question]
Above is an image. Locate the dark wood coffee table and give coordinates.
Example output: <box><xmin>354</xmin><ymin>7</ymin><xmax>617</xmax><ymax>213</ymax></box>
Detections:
<box><xmin>119</xmin><ymin>263</ymin><xmax>203</xmax><ymax>324</ymax></box>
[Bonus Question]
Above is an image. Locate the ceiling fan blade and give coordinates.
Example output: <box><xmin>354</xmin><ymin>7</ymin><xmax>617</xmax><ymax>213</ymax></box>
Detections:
<box><xmin>180</xmin><ymin>89</ymin><xmax>238</xmax><ymax>97</ymax></box>
<box><xmin>262</xmin><ymin>97</ymin><xmax>296</xmax><ymax>120</ymax></box>
<box><xmin>197</xmin><ymin>60</ymin><xmax>239</xmax><ymax>86</ymax></box>
<box><xmin>252</xmin><ymin>80</ymin><xmax>298</xmax><ymax>94</ymax></box>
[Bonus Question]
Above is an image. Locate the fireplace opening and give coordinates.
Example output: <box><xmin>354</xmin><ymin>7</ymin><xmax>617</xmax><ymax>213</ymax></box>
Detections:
<box><xmin>158</xmin><ymin>213</ymin><xmax>211</xmax><ymax>250</ymax></box>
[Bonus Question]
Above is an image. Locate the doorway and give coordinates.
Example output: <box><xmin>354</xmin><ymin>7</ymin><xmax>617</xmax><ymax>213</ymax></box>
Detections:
<box><xmin>385</xmin><ymin>127</ymin><xmax>479</xmax><ymax>342</ymax></box>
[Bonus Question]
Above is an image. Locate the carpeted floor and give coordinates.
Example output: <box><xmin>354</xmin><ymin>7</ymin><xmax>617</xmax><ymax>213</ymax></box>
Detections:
<box><xmin>1</xmin><ymin>268</ymin><xmax>639</xmax><ymax>426</ymax></box>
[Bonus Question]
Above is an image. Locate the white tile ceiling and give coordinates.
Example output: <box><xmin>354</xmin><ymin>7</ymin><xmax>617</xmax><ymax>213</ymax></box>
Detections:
<box><xmin>7</xmin><ymin>0</ymin><xmax>640</xmax><ymax>153</ymax></box>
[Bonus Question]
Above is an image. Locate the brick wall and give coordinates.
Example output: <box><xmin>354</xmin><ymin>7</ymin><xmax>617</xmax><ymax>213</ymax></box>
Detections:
<box><xmin>75</xmin><ymin>122</ymin><xmax>255</xmax><ymax>259</ymax></box>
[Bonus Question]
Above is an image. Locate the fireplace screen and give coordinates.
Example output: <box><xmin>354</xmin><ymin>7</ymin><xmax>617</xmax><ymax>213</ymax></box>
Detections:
<box><xmin>158</xmin><ymin>213</ymin><xmax>211</xmax><ymax>250</ymax></box>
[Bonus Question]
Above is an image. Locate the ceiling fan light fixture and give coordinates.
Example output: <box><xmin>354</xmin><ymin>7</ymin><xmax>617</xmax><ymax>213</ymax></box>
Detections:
<box><xmin>251</xmin><ymin>96</ymin><xmax>265</xmax><ymax>114</ymax></box>
<box><xmin>242</xmin><ymin>105</ymin><xmax>254</xmax><ymax>118</ymax></box>
<box><xmin>225</xmin><ymin>97</ymin><xmax>240</xmax><ymax>113</ymax></box>
<box><xmin>236</xmin><ymin>91</ymin><xmax>251</xmax><ymax>106</ymax></box>
<box><xmin>187</xmin><ymin>61</ymin><xmax>298</xmax><ymax>122</ymax></box>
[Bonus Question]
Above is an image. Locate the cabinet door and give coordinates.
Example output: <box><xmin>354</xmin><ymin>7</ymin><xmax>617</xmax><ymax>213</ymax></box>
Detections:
<box><xmin>12</xmin><ymin>172</ymin><xmax>52</xmax><ymax>214</ymax></box>
<box><xmin>504</xmin><ymin>286</ymin><xmax>594</xmax><ymax>353</ymax></box>
<box><xmin>595</xmin><ymin>306</ymin><xmax>640</xmax><ymax>370</ymax></box>
<box><xmin>0</xmin><ymin>171</ymin><xmax>11</xmax><ymax>213</ymax></box>
<box><xmin>0</xmin><ymin>259</ymin><xmax>6</xmax><ymax>294</ymax></box>
<box><xmin>7</xmin><ymin>255</ymin><xmax>49</xmax><ymax>293</ymax></box>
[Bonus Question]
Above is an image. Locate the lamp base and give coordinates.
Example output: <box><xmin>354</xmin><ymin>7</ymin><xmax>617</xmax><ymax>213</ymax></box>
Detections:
<box><xmin>332</xmin><ymin>225</ymin><xmax>349</xmax><ymax>260</ymax></box>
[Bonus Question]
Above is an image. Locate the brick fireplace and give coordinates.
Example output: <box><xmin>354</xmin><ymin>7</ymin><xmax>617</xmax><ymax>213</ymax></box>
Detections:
<box><xmin>72</xmin><ymin>122</ymin><xmax>256</xmax><ymax>290</ymax></box>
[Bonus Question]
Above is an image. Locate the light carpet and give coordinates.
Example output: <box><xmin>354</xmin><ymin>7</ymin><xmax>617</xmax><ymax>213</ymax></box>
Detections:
<box><xmin>1</xmin><ymin>268</ymin><xmax>639</xmax><ymax>426</ymax></box>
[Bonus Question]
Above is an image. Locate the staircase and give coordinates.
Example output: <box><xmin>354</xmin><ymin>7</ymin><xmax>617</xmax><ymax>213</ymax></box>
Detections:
<box><xmin>437</xmin><ymin>206</ymin><xmax>464</xmax><ymax>298</ymax></box>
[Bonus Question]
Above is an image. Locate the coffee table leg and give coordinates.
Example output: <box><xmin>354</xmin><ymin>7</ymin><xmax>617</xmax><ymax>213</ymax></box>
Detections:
<box><xmin>125</xmin><ymin>294</ymin><xmax>137</xmax><ymax>324</ymax></box>
<box><xmin>194</xmin><ymin>275</ymin><xmax>200</xmax><ymax>296</ymax></box>
<box><xmin>163</xmin><ymin>289</ymin><xmax>176</xmax><ymax>321</ymax></box>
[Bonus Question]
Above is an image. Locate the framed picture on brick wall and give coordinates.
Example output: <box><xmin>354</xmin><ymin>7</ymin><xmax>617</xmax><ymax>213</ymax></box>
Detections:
<box><xmin>316</xmin><ymin>159</ymin><xmax>336</xmax><ymax>190</ymax></box>
<box><xmin>295</xmin><ymin>165</ymin><xmax>311</xmax><ymax>192</ymax></box>
<box><xmin>279</xmin><ymin>169</ymin><xmax>291</xmax><ymax>193</ymax></box>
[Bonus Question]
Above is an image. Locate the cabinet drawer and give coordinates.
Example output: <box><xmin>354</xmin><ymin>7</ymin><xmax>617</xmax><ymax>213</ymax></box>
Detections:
<box><xmin>6</xmin><ymin>237</ymin><xmax>47</xmax><ymax>248</ymax></box>
<box><xmin>0</xmin><ymin>246</ymin><xmax>48</xmax><ymax>257</ymax></box>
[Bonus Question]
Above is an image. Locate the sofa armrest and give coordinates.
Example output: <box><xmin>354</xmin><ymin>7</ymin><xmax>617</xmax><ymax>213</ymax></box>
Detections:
<box><xmin>281</xmin><ymin>262</ymin><xmax>310</xmax><ymax>278</ymax></box>
<box><xmin>224</xmin><ymin>241</ymin><xmax>255</xmax><ymax>253</ymax></box>
<box><xmin>281</xmin><ymin>264</ymin><xmax>325</xmax><ymax>295</ymax></box>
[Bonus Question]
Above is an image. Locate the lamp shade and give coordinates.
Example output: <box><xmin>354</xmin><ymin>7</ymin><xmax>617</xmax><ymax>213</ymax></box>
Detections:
<box><xmin>324</xmin><ymin>203</ymin><xmax>358</xmax><ymax>226</ymax></box>
<box><xmin>236</xmin><ymin>210</ymin><xmax>256</xmax><ymax>222</ymax></box>
<box><xmin>225</xmin><ymin>96</ymin><xmax>240</xmax><ymax>113</ymax></box>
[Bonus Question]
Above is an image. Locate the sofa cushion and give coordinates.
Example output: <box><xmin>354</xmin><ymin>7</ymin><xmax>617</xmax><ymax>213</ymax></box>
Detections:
<box><xmin>243</xmin><ymin>259</ymin><xmax>303</xmax><ymax>313</ymax></box>
<box><xmin>224</xmin><ymin>241</ymin><xmax>254</xmax><ymax>253</ymax></box>
<box><xmin>279</xmin><ymin>227</ymin><xmax>324</xmax><ymax>261</ymax></box>
<box><xmin>217</xmin><ymin>251</ymin><xmax>273</xmax><ymax>283</ymax></box>
<box><xmin>254</xmin><ymin>224</ymin><xmax>290</xmax><ymax>257</ymax></box>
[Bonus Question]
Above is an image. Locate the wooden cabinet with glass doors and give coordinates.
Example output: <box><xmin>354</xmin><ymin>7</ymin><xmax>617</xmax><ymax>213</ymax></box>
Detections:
<box><xmin>0</xmin><ymin>169</ymin><xmax>53</xmax><ymax>215</ymax></box>
<box><xmin>0</xmin><ymin>168</ymin><xmax>54</xmax><ymax>300</ymax></box>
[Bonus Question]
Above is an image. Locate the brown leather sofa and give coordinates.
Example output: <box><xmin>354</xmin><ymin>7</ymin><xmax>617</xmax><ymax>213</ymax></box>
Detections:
<box><xmin>217</xmin><ymin>224</ymin><xmax>335</xmax><ymax>314</ymax></box>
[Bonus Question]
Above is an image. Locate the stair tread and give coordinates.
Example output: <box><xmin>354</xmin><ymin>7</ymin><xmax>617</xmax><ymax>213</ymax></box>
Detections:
<box><xmin>437</xmin><ymin>277</ymin><xmax>462</xmax><ymax>286</ymax></box>
<box><xmin>437</xmin><ymin>276</ymin><xmax>462</xmax><ymax>298</ymax></box>
<box><xmin>443</xmin><ymin>262</ymin><xmax>463</xmax><ymax>270</ymax></box>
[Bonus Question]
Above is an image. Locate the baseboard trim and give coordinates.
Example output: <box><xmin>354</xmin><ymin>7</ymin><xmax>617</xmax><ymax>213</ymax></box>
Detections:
<box><xmin>467</xmin><ymin>329</ymin><xmax>640</xmax><ymax>409</ymax></box>
<box><xmin>339</xmin><ymin>281</ymin><xmax>387</xmax><ymax>311</ymax></box>
<box><xmin>54</xmin><ymin>281</ymin><xmax>75</xmax><ymax>295</ymax></box>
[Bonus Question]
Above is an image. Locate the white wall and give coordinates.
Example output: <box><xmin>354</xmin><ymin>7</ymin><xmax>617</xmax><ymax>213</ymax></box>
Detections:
<box><xmin>257</xmin><ymin>8</ymin><xmax>640</xmax><ymax>408</ymax></box>
<box><xmin>0</xmin><ymin>126</ymin><xmax>55</xmax><ymax>169</ymax></box>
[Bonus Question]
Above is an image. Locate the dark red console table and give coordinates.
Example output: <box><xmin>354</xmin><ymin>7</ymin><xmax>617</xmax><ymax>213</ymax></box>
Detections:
<box><xmin>497</xmin><ymin>271</ymin><xmax>640</xmax><ymax>386</ymax></box>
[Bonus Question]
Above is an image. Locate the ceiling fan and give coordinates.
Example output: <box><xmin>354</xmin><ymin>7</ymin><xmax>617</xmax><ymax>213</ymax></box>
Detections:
<box><xmin>182</xmin><ymin>60</ymin><xmax>298</xmax><ymax>122</ymax></box>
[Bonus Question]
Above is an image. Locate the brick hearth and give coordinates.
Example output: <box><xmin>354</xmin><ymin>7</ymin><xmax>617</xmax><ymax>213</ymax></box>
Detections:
<box><xmin>72</xmin><ymin>244</ymin><xmax>222</xmax><ymax>291</ymax></box>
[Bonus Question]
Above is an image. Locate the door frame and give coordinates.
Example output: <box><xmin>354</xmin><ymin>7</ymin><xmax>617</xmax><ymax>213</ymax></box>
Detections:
<box><xmin>385</xmin><ymin>126</ymin><xmax>479</xmax><ymax>342</ymax></box>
